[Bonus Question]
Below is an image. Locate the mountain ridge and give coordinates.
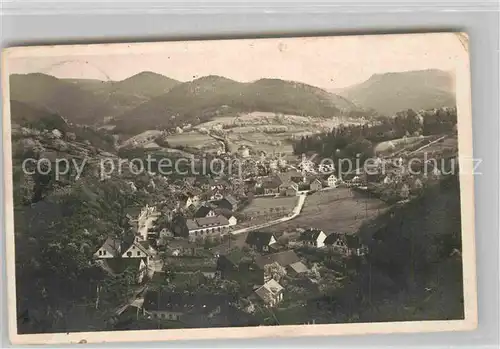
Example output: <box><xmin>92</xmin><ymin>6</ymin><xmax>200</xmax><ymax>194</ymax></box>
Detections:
<box><xmin>337</xmin><ymin>69</ymin><xmax>456</xmax><ymax>116</ymax></box>
<box><xmin>111</xmin><ymin>75</ymin><xmax>355</xmax><ymax>133</ymax></box>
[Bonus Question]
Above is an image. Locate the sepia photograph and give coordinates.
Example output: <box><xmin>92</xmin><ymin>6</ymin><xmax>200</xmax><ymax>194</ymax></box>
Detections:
<box><xmin>2</xmin><ymin>33</ymin><xmax>477</xmax><ymax>345</ymax></box>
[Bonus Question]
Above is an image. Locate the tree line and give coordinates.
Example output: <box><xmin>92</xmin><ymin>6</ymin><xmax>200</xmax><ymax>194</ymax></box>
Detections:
<box><xmin>292</xmin><ymin>107</ymin><xmax>457</xmax><ymax>166</ymax></box>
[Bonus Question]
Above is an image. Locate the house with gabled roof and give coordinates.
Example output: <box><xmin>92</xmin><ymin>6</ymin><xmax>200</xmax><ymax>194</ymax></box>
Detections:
<box><xmin>324</xmin><ymin>233</ymin><xmax>368</xmax><ymax>257</ymax></box>
<box><xmin>255</xmin><ymin>250</ymin><xmax>300</xmax><ymax>271</ymax></box>
<box><xmin>121</xmin><ymin>238</ymin><xmax>153</xmax><ymax>259</ymax></box>
<box><xmin>287</xmin><ymin>261</ymin><xmax>309</xmax><ymax>276</ymax></box>
<box><xmin>94</xmin><ymin>235</ymin><xmax>153</xmax><ymax>284</ymax></box>
<box><xmin>94</xmin><ymin>236</ymin><xmax>122</xmax><ymax>259</ymax></box>
<box><xmin>309</xmin><ymin>178</ymin><xmax>323</xmax><ymax>192</ymax></box>
<box><xmin>255</xmin><ymin>279</ymin><xmax>284</xmax><ymax>307</ymax></box>
<box><xmin>326</xmin><ymin>173</ymin><xmax>339</xmax><ymax>188</ymax></box>
<box><xmin>213</xmin><ymin>194</ymin><xmax>239</xmax><ymax>211</ymax></box>
<box><xmin>178</xmin><ymin>192</ymin><xmax>201</xmax><ymax>209</ymax></box>
<box><xmin>194</xmin><ymin>205</ymin><xmax>217</xmax><ymax>218</ymax></box>
<box><xmin>245</xmin><ymin>231</ymin><xmax>278</xmax><ymax>253</ymax></box>
<box><xmin>260</xmin><ymin>177</ymin><xmax>282</xmax><ymax>195</ymax></box>
<box><xmin>299</xmin><ymin>229</ymin><xmax>327</xmax><ymax>248</ymax></box>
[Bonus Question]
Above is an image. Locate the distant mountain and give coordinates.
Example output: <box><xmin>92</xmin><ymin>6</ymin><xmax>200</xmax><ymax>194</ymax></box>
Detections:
<box><xmin>65</xmin><ymin>71</ymin><xmax>181</xmax><ymax>117</ymax></box>
<box><xmin>113</xmin><ymin>76</ymin><xmax>355</xmax><ymax>133</ymax></box>
<box><xmin>10</xmin><ymin>73</ymin><xmax>114</xmax><ymax>124</ymax></box>
<box><xmin>338</xmin><ymin>69</ymin><xmax>456</xmax><ymax>116</ymax></box>
<box><xmin>65</xmin><ymin>71</ymin><xmax>180</xmax><ymax>99</ymax></box>
<box><xmin>10</xmin><ymin>72</ymin><xmax>357</xmax><ymax>133</ymax></box>
<box><xmin>10</xmin><ymin>72</ymin><xmax>181</xmax><ymax>125</ymax></box>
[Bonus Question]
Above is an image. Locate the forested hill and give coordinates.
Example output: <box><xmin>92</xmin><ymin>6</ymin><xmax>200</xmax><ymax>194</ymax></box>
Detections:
<box><xmin>10</xmin><ymin>73</ymin><xmax>357</xmax><ymax>132</ymax></box>
<box><xmin>11</xmin><ymin>117</ymin><xmax>178</xmax><ymax>334</ymax></box>
<box><xmin>315</xmin><ymin>174</ymin><xmax>464</xmax><ymax>323</ymax></box>
<box><xmin>112</xmin><ymin>76</ymin><xmax>356</xmax><ymax>134</ymax></box>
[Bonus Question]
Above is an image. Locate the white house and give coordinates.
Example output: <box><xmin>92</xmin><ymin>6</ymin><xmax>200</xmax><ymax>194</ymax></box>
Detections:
<box><xmin>327</xmin><ymin>174</ymin><xmax>338</xmax><ymax>188</ymax></box>
<box><xmin>185</xmin><ymin>215</ymin><xmax>231</xmax><ymax>241</ymax></box>
<box><xmin>299</xmin><ymin>229</ymin><xmax>327</xmax><ymax>248</ymax></box>
<box><xmin>94</xmin><ymin>236</ymin><xmax>153</xmax><ymax>262</ymax></box>
<box><xmin>255</xmin><ymin>279</ymin><xmax>284</xmax><ymax>307</ymax></box>
<box><xmin>227</xmin><ymin>215</ymin><xmax>238</xmax><ymax>226</ymax></box>
<box><xmin>121</xmin><ymin>239</ymin><xmax>152</xmax><ymax>260</ymax></box>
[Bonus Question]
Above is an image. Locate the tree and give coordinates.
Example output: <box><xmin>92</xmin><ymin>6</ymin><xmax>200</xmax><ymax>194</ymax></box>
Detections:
<box><xmin>264</xmin><ymin>262</ymin><xmax>287</xmax><ymax>282</ymax></box>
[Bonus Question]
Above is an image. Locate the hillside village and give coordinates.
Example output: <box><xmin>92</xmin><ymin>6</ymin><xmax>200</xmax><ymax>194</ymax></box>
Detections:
<box><xmin>87</xmin><ymin>124</ymin><xmax>458</xmax><ymax>328</ymax></box>
<box><xmin>10</xmin><ymin>69</ymin><xmax>463</xmax><ymax>333</ymax></box>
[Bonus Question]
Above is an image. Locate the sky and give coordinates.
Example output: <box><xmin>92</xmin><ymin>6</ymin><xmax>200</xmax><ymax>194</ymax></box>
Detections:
<box><xmin>7</xmin><ymin>33</ymin><xmax>466</xmax><ymax>89</ymax></box>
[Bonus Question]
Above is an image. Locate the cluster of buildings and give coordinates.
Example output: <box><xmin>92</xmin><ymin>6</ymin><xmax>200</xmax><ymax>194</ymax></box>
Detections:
<box><xmin>93</xmin><ymin>179</ymin><xmax>244</xmax><ymax>281</ymax></box>
<box><xmin>249</xmin><ymin>170</ymin><xmax>340</xmax><ymax>198</ymax></box>
<box><xmin>213</xmin><ymin>228</ymin><xmax>368</xmax><ymax>308</ymax></box>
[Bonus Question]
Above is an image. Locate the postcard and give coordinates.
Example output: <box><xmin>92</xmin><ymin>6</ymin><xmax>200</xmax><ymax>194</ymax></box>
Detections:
<box><xmin>2</xmin><ymin>32</ymin><xmax>477</xmax><ymax>345</ymax></box>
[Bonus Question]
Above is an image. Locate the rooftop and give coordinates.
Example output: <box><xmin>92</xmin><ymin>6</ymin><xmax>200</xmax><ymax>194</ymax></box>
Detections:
<box><xmin>186</xmin><ymin>215</ymin><xmax>230</xmax><ymax>230</ymax></box>
<box><xmin>299</xmin><ymin>229</ymin><xmax>324</xmax><ymax>242</ymax></box>
<box><xmin>245</xmin><ymin>231</ymin><xmax>276</xmax><ymax>247</ymax></box>
<box><xmin>255</xmin><ymin>250</ymin><xmax>300</xmax><ymax>269</ymax></box>
<box><xmin>255</xmin><ymin>279</ymin><xmax>284</xmax><ymax>302</ymax></box>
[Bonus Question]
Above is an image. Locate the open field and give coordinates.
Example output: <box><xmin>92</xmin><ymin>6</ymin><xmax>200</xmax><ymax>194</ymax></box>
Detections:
<box><xmin>241</xmin><ymin>196</ymin><xmax>298</xmax><ymax>216</ymax></box>
<box><xmin>166</xmin><ymin>132</ymin><xmax>216</xmax><ymax>149</ymax></box>
<box><xmin>409</xmin><ymin>135</ymin><xmax>457</xmax><ymax>155</ymax></box>
<box><xmin>375</xmin><ymin>135</ymin><xmax>430</xmax><ymax>155</ymax></box>
<box><xmin>267</xmin><ymin>188</ymin><xmax>389</xmax><ymax>234</ymax></box>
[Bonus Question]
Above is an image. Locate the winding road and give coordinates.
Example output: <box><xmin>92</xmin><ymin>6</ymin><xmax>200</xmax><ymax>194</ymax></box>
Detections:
<box><xmin>229</xmin><ymin>194</ymin><xmax>307</xmax><ymax>236</ymax></box>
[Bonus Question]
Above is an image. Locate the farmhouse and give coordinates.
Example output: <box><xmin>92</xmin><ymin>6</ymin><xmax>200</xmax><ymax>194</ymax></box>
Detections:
<box><xmin>255</xmin><ymin>279</ymin><xmax>284</xmax><ymax>307</ymax></box>
<box><xmin>245</xmin><ymin>231</ymin><xmax>278</xmax><ymax>253</ymax></box>
<box><xmin>324</xmin><ymin>233</ymin><xmax>369</xmax><ymax>257</ymax></box>
<box><xmin>185</xmin><ymin>215</ymin><xmax>231</xmax><ymax>241</ymax></box>
<box><xmin>299</xmin><ymin>229</ymin><xmax>327</xmax><ymax>248</ymax></box>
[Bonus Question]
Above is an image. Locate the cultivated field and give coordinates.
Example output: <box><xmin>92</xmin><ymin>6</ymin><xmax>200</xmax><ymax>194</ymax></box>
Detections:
<box><xmin>267</xmin><ymin>188</ymin><xmax>389</xmax><ymax>234</ymax></box>
<box><xmin>375</xmin><ymin>135</ymin><xmax>429</xmax><ymax>155</ymax></box>
<box><xmin>166</xmin><ymin>132</ymin><xmax>215</xmax><ymax>149</ymax></box>
<box><xmin>409</xmin><ymin>135</ymin><xmax>457</xmax><ymax>156</ymax></box>
<box><xmin>241</xmin><ymin>196</ymin><xmax>298</xmax><ymax>216</ymax></box>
